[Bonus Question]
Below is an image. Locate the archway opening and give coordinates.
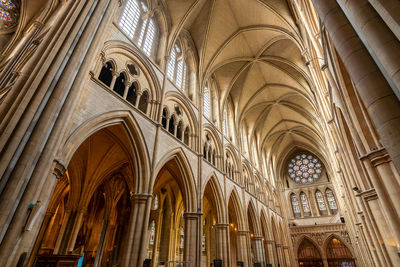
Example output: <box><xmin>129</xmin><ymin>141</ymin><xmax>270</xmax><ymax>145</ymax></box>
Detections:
<box><xmin>201</xmin><ymin>179</ymin><xmax>220</xmax><ymax>266</ymax></box>
<box><xmin>36</xmin><ymin>125</ymin><xmax>136</xmax><ymax>266</ymax></box>
<box><xmin>327</xmin><ymin>237</ymin><xmax>356</xmax><ymax>267</ymax></box>
<box><xmin>145</xmin><ymin>158</ymin><xmax>188</xmax><ymax>267</ymax></box>
<box><xmin>298</xmin><ymin>238</ymin><xmax>323</xmax><ymax>267</ymax></box>
<box><xmin>228</xmin><ymin>192</ymin><xmax>242</xmax><ymax>266</ymax></box>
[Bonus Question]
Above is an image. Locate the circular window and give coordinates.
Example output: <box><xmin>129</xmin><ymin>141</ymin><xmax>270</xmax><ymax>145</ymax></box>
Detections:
<box><xmin>288</xmin><ymin>153</ymin><xmax>322</xmax><ymax>184</ymax></box>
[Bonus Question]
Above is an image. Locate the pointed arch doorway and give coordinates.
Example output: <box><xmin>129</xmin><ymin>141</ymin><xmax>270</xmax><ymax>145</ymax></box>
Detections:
<box><xmin>297</xmin><ymin>238</ymin><xmax>323</xmax><ymax>267</ymax></box>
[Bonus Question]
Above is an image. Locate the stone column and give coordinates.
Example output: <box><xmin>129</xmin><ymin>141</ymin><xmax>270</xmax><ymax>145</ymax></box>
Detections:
<box><xmin>215</xmin><ymin>223</ymin><xmax>229</xmax><ymax>267</ymax></box>
<box><xmin>66</xmin><ymin>209</ymin><xmax>86</xmax><ymax>253</ymax></box>
<box><xmin>283</xmin><ymin>246</ymin><xmax>291</xmax><ymax>267</ymax></box>
<box><xmin>110</xmin><ymin>71</ymin><xmax>119</xmax><ymax>89</ymax></box>
<box><xmin>184</xmin><ymin>212</ymin><xmax>201</xmax><ymax>267</ymax></box>
<box><xmin>339</xmin><ymin>0</ymin><xmax>400</xmax><ymax>96</ymax></box>
<box><xmin>123</xmin><ymin>82</ymin><xmax>131</xmax><ymax>99</ymax></box>
<box><xmin>367</xmin><ymin>0</ymin><xmax>400</xmax><ymax>40</ymax></box>
<box><xmin>120</xmin><ymin>193</ymin><xmax>152</xmax><ymax>267</ymax></box>
<box><xmin>276</xmin><ymin>243</ymin><xmax>284</xmax><ymax>267</ymax></box>
<box><xmin>311</xmin><ymin>0</ymin><xmax>400</xmax><ymax>173</ymax></box>
<box><xmin>236</xmin><ymin>230</ymin><xmax>249</xmax><ymax>267</ymax></box>
<box><xmin>253</xmin><ymin>236</ymin><xmax>265</xmax><ymax>265</ymax></box>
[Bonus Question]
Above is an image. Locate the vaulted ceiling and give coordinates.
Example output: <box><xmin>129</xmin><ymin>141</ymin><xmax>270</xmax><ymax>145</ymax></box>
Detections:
<box><xmin>163</xmin><ymin>0</ymin><xmax>326</xmax><ymax>173</ymax></box>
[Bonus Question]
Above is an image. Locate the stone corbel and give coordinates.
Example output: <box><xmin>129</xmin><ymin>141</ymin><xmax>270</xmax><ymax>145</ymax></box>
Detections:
<box><xmin>53</xmin><ymin>159</ymin><xmax>66</xmax><ymax>179</ymax></box>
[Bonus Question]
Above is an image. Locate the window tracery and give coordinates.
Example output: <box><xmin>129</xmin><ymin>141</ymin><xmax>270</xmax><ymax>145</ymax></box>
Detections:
<box><xmin>291</xmin><ymin>193</ymin><xmax>301</xmax><ymax>215</ymax></box>
<box><xmin>203</xmin><ymin>84</ymin><xmax>211</xmax><ymax>119</ymax></box>
<box><xmin>300</xmin><ymin>192</ymin><xmax>311</xmax><ymax>214</ymax></box>
<box><xmin>288</xmin><ymin>153</ymin><xmax>322</xmax><ymax>184</ymax></box>
<box><xmin>119</xmin><ymin>0</ymin><xmax>157</xmax><ymax>56</ymax></box>
<box><xmin>315</xmin><ymin>190</ymin><xmax>327</xmax><ymax>211</ymax></box>
<box><xmin>326</xmin><ymin>188</ymin><xmax>337</xmax><ymax>211</ymax></box>
<box><xmin>167</xmin><ymin>44</ymin><xmax>187</xmax><ymax>90</ymax></box>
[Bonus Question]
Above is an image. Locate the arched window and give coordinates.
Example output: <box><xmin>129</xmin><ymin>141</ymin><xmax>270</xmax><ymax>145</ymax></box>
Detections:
<box><xmin>168</xmin><ymin>115</ymin><xmax>175</xmax><ymax>135</ymax></box>
<box><xmin>149</xmin><ymin>220</ymin><xmax>156</xmax><ymax>245</ymax></box>
<box><xmin>138</xmin><ymin>90</ymin><xmax>149</xmax><ymax>113</ymax></box>
<box><xmin>153</xmin><ymin>195</ymin><xmax>159</xmax><ymax>210</ymax></box>
<box><xmin>203</xmin><ymin>85</ymin><xmax>211</xmax><ymax>119</ymax></box>
<box><xmin>161</xmin><ymin>108</ymin><xmax>168</xmax><ymax>129</ymax></box>
<box><xmin>167</xmin><ymin>44</ymin><xmax>187</xmax><ymax>90</ymax></box>
<box><xmin>98</xmin><ymin>62</ymin><xmax>113</xmax><ymax>86</ymax></box>
<box><xmin>119</xmin><ymin>0</ymin><xmax>157</xmax><ymax>57</ymax></box>
<box><xmin>113</xmin><ymin>73</ymin><xmax>126</xmax><ymax>97</ymax></box>
<box><xmin>184</xmin><ymin>127</ymin><xmax>190</xmax><ymax>146</ymax></box>
<box><xmin>180</xmin><ymin>227</ymin><xmax>184</xmax><ymax>249</ymax></box>
<box><xmin>119</xmin><ymin>0</ymin><xmax>141</xmax><ymax>38</ymax></box>
<box><xmin>176</xmin><ymin>121</ymin><xmax>183</xmax><ymax>140</ymax></box>
<box><xmin>300</xmin><ymin>192</ymin><xmax>311</xmax><ymax>215</ymax></box>
<box><xmin>315</xmin><ymin>190</ymin><xmax>327</xmax><ymax>211</ymax></box>
<box><xmin>222</xmin><ymin>107</ymin><xmax>227</xmax><ymax>136</ymax></box>
<box><xmin>326</xmin><ymin>188</ymin><xmax>338</xmax><ymax>211</ymax></box>
<box><xmin>127</xmin><ymin>83</ymin><xmax>138</xmax><ymax>105</ymax></box>
<box><xmin>291</xmin><ymin>193</ymin><xmax>301</xmax><ymax>215</ymax></box>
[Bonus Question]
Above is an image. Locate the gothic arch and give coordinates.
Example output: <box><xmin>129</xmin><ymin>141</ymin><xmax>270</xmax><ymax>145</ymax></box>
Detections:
<box><xmin>294</xmin><ymin>236</ymin><xmax>323</xmax><ymax>259</ymax></box>
<box><xmin>322</xmin><ymin>234</ymin><xmax>355</xmax><ymax>259</ymax></box>
<box><xmin>58</xmin><ymin>110</ymin><xmax>151</xmax><ymax>194</ymax></box>
<box><xmin>152</xmin><ymin>148</ymin><xmax>198</xmax><ymax>212</ymax></box>
<box><xmin>227</xmin><ymin>187</ymin><xmax>246</xmax><ymax>230</ymax></box>
<box><xmin>247</xmin><ymin>200</ymin><xmax>262</xmax><ymax>236</ymax></box>
<box><xmin>202</xmin><ymin>173</ymin><xmax>227</xmax><ymax>224</ymax></box>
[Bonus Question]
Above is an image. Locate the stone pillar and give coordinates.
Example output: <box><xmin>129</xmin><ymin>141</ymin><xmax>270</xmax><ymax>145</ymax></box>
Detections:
<box><xmin>66</xmin><ymin>209</ymin><xmax>86</xmax><ymax>253</ymax></box>
<box><xmin>236</xmin><ymin>230</ymin><xmax>249</xmax><ymax>267</ymax></box>
<box><xmin>339</xmin><ymin>0</ymin><xmax>400</xmax><ymax>96</ymax></box>
<box><xmin>110</xmin><ymin>71</ymin><xmax>119</xmax><ymax>89</ymax></box>
<box><xmin>120</xmin><ymin>193</ymin><xmax>152</xmax><ymax>267</ymax></box>
<box><xmin>276</xmin><ymin>243</ymin><xmax>284</xmax><ymax>267</ymax></box>
<box><xmin>265</xmin><ymin>240</ymin><xmax>277</xmax><ymax>266</ymax></box>
<box><xmin>215</xmin><ymin>223</ymin><xmax>229</xmax><ymax>267</ymax></box>
<box><xmin>184</xmin><ymin>212</ymin><xmax>201</xmax><ymax>267</ymax></box>
<box><xmin>311</xmin><ymin>0</ymin><xmax>400</xmax><ymax>173</ymax></box>
<box><xmin>360</xmin><ymin>149</ymin><xmax>400</xmax><ymax>248</ymax></box>
<box><xmin>253</xmin><ymin>236</ymin><xmax>265</xmax><ymax>265</ymax></box>
<box><xmin>367</xmin><ymin>0</ymin><xmax>400</xmax><ymax>40</ymax></box>
<box><xmin>123</xmin><ymin>82</ymin><xmax>130</xmax><ymax>99</ymax></box>
<box><xmin>283</xmin><ymin>246</ymin><xmax>291</xmax><ymax>267</ymax></box>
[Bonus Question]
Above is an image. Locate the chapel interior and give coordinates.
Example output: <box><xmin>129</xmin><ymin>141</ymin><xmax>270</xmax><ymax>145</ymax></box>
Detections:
<box><xmin>0</xmin><ymin>0</ymin><xmax>400</xmax><ymax>266</ymax></box>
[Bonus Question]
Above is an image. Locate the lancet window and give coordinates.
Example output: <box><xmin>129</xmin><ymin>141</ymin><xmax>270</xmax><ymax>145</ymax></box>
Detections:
<box><xmin>316</xmin><ymin>190</ymin><xmax>327</xmax><ymax>211</ymax></box>
<box><xmin>291</xmin><ymin>193</ymin><xmax>301</xmax><ymax>216</ymax></box>
<box><xmin>167</xmin><ymin>44</ymin><xmax>187</xmax><ymax>90</ymax></box>
<box><xmin>326</xmin><ymin>188</ymin><xmax>337</xmax><ymax>211</ymax></box>
<box><xmin>119</xmin><ymin>0</ymin><xmax>157</xmax><ymax>56</ymax></box>
<box><xmin>300</xmin><ymin>192</ymin><xmax>311</xmax><ymax>215</ymax></box>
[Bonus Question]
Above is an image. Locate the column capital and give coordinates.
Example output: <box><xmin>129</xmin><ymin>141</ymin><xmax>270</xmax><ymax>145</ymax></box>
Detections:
<box><xmin>130</xmin><ymin>193</ymin><xmax>152</xmax><ymax>203</ymax></box>
<box><xmin>360</xmin><ymin>147</ymin><xmax>391</xmax><ymax>167</ymax></box>
<box><xmin>236</xmin><ymin>230</ymin><xmax>249</xmax><ymax>235</ymax></box>
<box><xmin>183</xmin><ymin>211</ymin><xmax>202</xmax><ymax>219</ymax></box>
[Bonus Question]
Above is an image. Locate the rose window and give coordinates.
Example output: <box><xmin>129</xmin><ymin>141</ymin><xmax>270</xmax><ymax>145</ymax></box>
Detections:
<box><xmin>288</xmin><ymin>153</ymin><xmax>322</xmax><ymax>184</ymax></box>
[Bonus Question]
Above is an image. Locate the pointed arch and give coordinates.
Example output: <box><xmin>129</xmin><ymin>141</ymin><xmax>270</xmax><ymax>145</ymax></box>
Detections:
<box><xmin>247</xmin><ymin>200</ymin><xmax>262</xmax><ymax>236</ymax></box>
<box><xmin>227</xmin><ymin>188</ymin><xmax>245</xmax><ymax>230</ymax></box>
<box><xmin>153</xmin><ymin>148</ymin><xmax>197</xmax><ymax>211</ymax></box>
<box><xmin>59</xmin><ymin>110</ymin><xmax>151</xmax><ymax>194</ymax></box>
<box><xmin>202</xmin><ymin>173</ymin><xmax>227</xmax><ymax>224</ymax></box>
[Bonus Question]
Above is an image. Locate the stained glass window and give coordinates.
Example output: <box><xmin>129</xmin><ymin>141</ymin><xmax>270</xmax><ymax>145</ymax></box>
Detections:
<box><xmin>153</xmin><ymin>194</ymin><xmax>159</xmax><ymax>210</ymax></box>
<box><xmin>180</xmin><ymin>227</ymin><xmax>184</xmax><ymax>249</ymax></box>
<box><xmin>316</xmin><ymin>190</ymin><xmax>327</xmax><ymax>211</ymax></box>
<box><xmin>288</xmin><ymin>153</ymin><xmax>323</xmax><ymax>184</ymax></box>
<box><xmin>326</xmin><ymin>188</ymin><xmax>337</xmax><ymax>210</ymax></box>
<box><xmin>300</xmin><ymin>192</ymin><xmax>311</xmax><ymax>213</ymax></box>
<box><xmin>1</xmin><ymin>0</ymin><xmax>16</xmax><ymax>9</ymax></box>
<box><xmin>291</xmin><ymin>193</ymin><xmax>301</xmax><ymax>214</ymax></box>
<box><xmin>149</xmin><ymin>220</ymin><xmax>156</xmax><ymax>245</ymax></box>
<box><xmin>0</xmin><ymin>7</ymin><xmax>11</xmax><ymax>22</ymax></box>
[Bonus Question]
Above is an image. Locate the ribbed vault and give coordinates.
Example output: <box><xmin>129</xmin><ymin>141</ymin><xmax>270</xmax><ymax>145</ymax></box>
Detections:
<box><xmin>163</xmin><ymin>0</ymin><xmax>326</xmax><ymax>181</ymax></box>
